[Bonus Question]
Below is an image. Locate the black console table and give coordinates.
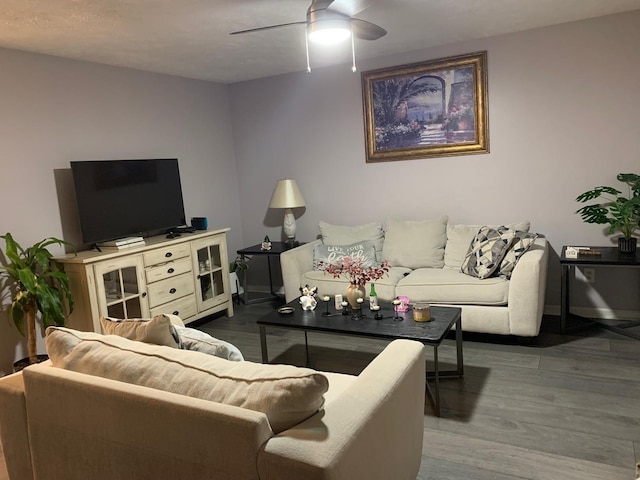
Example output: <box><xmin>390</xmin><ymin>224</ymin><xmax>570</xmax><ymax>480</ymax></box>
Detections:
<box><xmin>560</xmin><ymin>246</ymin><xmax>640</xmax><ymax>339</ymax></box>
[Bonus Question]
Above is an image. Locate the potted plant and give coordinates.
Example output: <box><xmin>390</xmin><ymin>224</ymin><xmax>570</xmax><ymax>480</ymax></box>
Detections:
<box><xmin>0</xmin><ymin>233</ymin><xmax>74</xmax><ymax>370</ymax></box>
<box><xmin>575</xmin><ymin>173</ymin><xmax>640</xmax><ymax>253</ymax></box>
<box><xmin>229</xmin><ymin>255</ymin><xmax>248</xmax><ymax>296</ymax></box>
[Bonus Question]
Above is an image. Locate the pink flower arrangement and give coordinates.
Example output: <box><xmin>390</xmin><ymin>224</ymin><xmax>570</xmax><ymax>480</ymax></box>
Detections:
<box><xmin>321</xmin><ymin>257</ymin><xmax>390</xmax><ymax>287</ymax></box>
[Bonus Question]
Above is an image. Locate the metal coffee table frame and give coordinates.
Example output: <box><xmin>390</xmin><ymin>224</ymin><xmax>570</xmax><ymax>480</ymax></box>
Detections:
<box><xmin>257</xmin><ymin>301</ymin><xmax>464</xmax><ymax>416</ymax></box>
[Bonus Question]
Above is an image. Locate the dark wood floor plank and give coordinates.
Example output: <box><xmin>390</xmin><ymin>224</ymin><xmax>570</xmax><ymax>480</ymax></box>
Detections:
<box><xmin>194</xmin><ymin>304</ymin><xmax>640</xmax><ymax>479</ymax></box>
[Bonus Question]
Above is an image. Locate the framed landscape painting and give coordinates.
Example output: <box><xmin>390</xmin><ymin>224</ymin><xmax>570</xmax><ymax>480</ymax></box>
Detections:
<box><xmin>362</xmin><ymin>51</ymin><xmax>489</xmax><ymax>162</ymax></box>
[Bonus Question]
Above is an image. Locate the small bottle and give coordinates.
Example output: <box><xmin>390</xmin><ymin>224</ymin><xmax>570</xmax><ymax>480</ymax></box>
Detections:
<box><xmin>369</xmin><ymin>283</ymin><xmax>378</xmax><ymax>309</ymax></box>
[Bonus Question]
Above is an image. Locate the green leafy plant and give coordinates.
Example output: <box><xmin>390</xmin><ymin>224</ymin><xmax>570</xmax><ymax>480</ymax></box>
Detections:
<box><xmin>229</xmin><ymin>255</ymin><xmax>248</xmax><ymax>273</ymax></box>
<box><xmin>0</xmin><ymin>233</ymin><xmax>74</xmax><ymax>365</ymax></box>
<box><xmin>575</xmin><ymin>173</ymin><xmax>640</xmax><ymax>240</ymax></box>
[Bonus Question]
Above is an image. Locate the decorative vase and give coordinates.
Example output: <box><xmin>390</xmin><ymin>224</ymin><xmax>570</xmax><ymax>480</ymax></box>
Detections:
<box><xmin>618</xmin><ymin>237</ymin><xmax>637</xmax><ymax>254</ymax></box>
<box><xmin>346</xmin><ymin>284</ymin><xmax>366</xmax><ymax>310</ymax></box>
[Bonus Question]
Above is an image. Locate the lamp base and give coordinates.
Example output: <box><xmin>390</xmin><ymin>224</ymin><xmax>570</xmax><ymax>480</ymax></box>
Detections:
<box><xmin>284</xmin><ymin>238</ymin><xmax>300</xmax><ymax>249</ymax></box>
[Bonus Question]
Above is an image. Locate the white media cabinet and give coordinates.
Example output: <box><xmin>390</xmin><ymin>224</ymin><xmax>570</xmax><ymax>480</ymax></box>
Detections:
<box><xmin>57</xmin><ymin>228</ymin><xmax>233</xmax><ymax>333</ymax></box>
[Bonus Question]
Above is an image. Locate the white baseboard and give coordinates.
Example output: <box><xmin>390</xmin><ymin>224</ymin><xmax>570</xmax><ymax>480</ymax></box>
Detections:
<box><xmin>544</xmin><ymin>304</ymin><xmax>640</xmax><ymax>321</ymax></box>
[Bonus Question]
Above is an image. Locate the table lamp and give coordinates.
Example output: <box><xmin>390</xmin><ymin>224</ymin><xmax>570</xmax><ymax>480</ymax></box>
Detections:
<box><xmin>269</xmin><ymin>179</ymin><xmax>306</xmax><ymax>247</ymax></box>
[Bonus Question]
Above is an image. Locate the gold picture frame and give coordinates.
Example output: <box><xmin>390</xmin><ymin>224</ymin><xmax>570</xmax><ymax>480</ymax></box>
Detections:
<box><xmin>362</xmin><ymin>51</ymin><xmax>489</xmax><ymax>162</ymax></box>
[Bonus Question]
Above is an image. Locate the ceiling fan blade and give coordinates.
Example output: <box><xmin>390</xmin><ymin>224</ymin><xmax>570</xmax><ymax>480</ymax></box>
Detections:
<box><xmin>351</xmin><ymin>18</ymin><xmax>387</xmax><ymax>40</ymax></box>
<box><xmin>309</xmin><ymin>0</ymin><xmax>335</xmax><ymax>12</ymax></box>
<box><xmin>328</xmin><ymin>0</ymin><xmax>373</xmax><ymax>16</ymax></box>
<box><xmin>230</xmin><ymin>21</ymin><xmax>306</xmax><ymax>36</ymax></box>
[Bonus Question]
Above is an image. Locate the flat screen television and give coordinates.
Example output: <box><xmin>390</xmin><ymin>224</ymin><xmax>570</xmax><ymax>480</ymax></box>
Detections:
<box><xmin>70</xmin><ymin>159</ymin><xmax>187</xmax><ymax>245</ymax></box>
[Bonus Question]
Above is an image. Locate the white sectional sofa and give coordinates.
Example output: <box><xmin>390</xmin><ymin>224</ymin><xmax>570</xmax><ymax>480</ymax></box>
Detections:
<box><xmin>281</xmin><ymin>218</ymin><xmax>549</xmax><ymax>337</ymax></box>
<box><xmin>0</xmin><ymin>328</ymin><xmax>425</xmax><ymax>480</ymax></box>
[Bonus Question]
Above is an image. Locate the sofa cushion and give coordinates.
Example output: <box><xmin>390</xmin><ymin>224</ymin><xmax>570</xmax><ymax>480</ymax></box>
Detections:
<box><xmin>318</xmin><ymin>221</ymin><xmax>384</xmax><ymax>261</ymax></box>
<box><xmin>496</xmin><ymin>231</ymin><xmax>539</xmax><ymax>279</ymax></box>
<box><xmin>99</xmin><ymin>314</ymin><xmax>182</xmax><ymax>348</ymax></box>
<box><xmin>461</xmin><ymin>226</ymin><xmax>516</xmax><ymax>279</ymax></box>
<box><xmin>313</xmin><ymin>241</ymin><xmax>377</xmax><ymax>271</ymax></box>
<box><xmin>396</xmin><ymin>268</ymin><xmax>509</xmax><ymax>305</ymax></box>
<box><xmin>302</xmin><ymin>266</ymin><xmax>410</xmax><ymax>302</ymax></box>
<box><xmin>383</xmin><ymin>217</ymin><xmax>448</xmax><ymax>269</ymax></box>
<box><xmin>444</xmin><ymin>221</ymin><xmax>530</xmax><ymax>270</ymax></box>
<box><xmin>45</xmin><ymin>327</ymin><xmax>328</xmax><ymax>434</ymax></box>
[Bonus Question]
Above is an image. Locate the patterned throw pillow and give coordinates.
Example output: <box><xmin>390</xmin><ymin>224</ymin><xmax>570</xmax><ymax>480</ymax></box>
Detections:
<box><xmin>496</xmin><ymin>231</ymin><xmax>539</xmax><ymax>278</ymax></box>
<box><xmin>313</xmin><ymin>240</ymin><xmax>377</xmax><ymax>271</ymax></box>
<box><xmin>461</xmin><ymin>226</ymin><xmax>516</xmax><ymax>279</ymax></box>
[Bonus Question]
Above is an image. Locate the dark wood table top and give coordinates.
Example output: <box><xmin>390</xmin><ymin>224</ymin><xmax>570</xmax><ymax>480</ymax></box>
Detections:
<box><xmin>560</xmin><ymin>246</ymin><xmax>640</xmax><ymax>266</ymax></box>
<box><xmin>237</xmin><ymin>241</ymin><xmax>304</xmax><ymax>256</ymax></box>
<box><xmin>257</xmin><ymin>298</ymin><xmax>461</xmax><ymax>345</ymax></box>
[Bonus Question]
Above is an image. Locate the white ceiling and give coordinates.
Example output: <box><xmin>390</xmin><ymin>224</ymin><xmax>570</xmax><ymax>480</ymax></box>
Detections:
<box><xmin>2</xmin><ymin>0</ymin><xmax>640</xmax><ymax>84</ymax></box>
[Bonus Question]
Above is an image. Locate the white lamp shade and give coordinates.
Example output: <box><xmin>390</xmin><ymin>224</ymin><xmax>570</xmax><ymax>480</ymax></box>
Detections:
<box><xmin>269</xmin><ymin>179</ymin><xmax>306</xmax><ymax>209</ymax></box>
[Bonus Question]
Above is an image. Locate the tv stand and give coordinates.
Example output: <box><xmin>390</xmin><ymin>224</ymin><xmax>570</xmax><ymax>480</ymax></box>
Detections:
<box><xmin>57</xmin><ymin>228</ymin><xmax>234</xmax><ymax>332</ymax></box>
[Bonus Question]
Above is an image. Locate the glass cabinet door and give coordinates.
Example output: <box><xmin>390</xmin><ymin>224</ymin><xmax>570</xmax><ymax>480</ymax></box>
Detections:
<box><xmin>192</xmin><ymin>235</ymin><xmax>230</xmax><ymax>312</ymax></box>
<box><xmin>94</xmin><ymin>256</ymin><xmax>149</xmax><ymax>319</ymax></box>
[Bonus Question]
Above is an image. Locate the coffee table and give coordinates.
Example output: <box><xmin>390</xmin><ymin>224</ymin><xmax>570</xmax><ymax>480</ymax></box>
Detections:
<box><xmin>257</xmin><ymin>298</ymin><xmax>464</xmax><ymax>416</ymax></box>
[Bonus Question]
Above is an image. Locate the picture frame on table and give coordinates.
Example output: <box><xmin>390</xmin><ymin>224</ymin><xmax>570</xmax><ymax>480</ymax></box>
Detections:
<box><xmin>361</xmin><ymin>51</ymin><xmax>489</xmax><ymax>162</ymax></box>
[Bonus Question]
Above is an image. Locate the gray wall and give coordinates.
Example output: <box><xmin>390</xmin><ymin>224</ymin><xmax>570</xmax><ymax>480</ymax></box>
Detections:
<box><xmin>1</xmin><ymin>11</ymin><xmax>639</xmax><ymax>373</ymax></box>
<box><xmin>0</xmin><ymin>49</ymin><xmax>242</xmax><ymax>375</ymax></box>
<box><xmin>230</xmin><ymin>11</ymin><xmax>640</xmax><ymax>319</ymax></box>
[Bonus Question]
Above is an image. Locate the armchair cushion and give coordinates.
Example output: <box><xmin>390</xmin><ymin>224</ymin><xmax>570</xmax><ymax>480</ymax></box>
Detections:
<box><xmin>46</xmin><ymin>327</ymin><xmax>329</xmax><ymax>434</ymax></box>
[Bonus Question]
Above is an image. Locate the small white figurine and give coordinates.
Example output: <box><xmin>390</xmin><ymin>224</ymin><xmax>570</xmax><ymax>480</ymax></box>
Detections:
<box><xmin>299</xmin><ymin>285</ymin><xmax>318</xmax><ymax>311</ymax></box>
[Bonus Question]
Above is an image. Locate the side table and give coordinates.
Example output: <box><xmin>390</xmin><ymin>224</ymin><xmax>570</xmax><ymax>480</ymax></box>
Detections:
<box><xmin>560</xmin><ymin>246</ymin><xmax>640</xmax><ymax>339</ymax></box>
<box><xmin>237</xmin><ymin>241</ymin><xmax>302</xmax><ymax>305</ymax></box>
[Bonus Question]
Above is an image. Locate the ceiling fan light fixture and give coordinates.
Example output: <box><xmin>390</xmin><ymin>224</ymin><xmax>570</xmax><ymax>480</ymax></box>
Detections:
<box><xmin>307</xmin><ymin>18</ymin><xmax>351</xmax><ymax>44</ymax></box>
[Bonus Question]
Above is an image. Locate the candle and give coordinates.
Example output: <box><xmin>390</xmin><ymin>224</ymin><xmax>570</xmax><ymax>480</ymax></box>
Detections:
<box><xmin>356</xmin><ymin>297</ymin><xmax>364</xmax><ymax>304</ymax></box>
<box><xmin>323</xmin><ymin>295</ymin><xmax>330</xmax><ymax>302</ymax></box>
<box><xmin>371</xmin><ymin>305</ymin><xmax>381</xmax><ymax>311</ymax></box>
<box><xmin>392</xmin><ymin>299</ymin><xmax>400</xmax><ymax>305</ymax></box>
<box><xmin>341</xmin><ymin>301</ymin><xmax>348</xmax><ymax>307</ymax></box>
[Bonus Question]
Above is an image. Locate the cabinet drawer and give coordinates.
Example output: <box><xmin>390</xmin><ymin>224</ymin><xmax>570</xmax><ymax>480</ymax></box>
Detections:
<box><xmin>144</xmin><ymin>244</ymin><xmax>191</xmax><ymax>267</ymax></box>
<box><xmin>149</xmin><ymin>294</ymin><xmax>197</xmax><ymax>320</ymax></box>
<box><xmin>145</xmin><ymin>257</ymin><xmax>192</xmax><ymax>284</ymax></box>
<box><xmin>147</xmin><ymin>273</ymin><xmax>195</xmax><ymax>308</ymax></box>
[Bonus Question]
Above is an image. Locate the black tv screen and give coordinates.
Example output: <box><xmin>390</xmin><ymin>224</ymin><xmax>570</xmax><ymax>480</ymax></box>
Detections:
<box><xmin>71</xmin><ymin>159</ymin><xmax>187</xmax><ymax>245</ymax></box>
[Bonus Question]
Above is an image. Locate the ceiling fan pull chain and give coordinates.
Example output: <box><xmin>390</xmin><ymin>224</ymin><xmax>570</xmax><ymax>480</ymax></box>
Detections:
<box><xmin>305</xmin><ymin>28</ymin><xmax>312</xmax><ymax>73</ymax></box>
<box><xmin>351</xmin><ymin>27</ymin><xmax>357</xmax><ymax>72</ymax></box>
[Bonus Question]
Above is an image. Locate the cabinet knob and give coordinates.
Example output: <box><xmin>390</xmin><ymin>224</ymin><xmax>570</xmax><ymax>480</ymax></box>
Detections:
<box><xmin>142</xmin><ymin>292</ymin><xmax>147</xmax><ymax>298</ymax></box>
<box><xmin>173</xmin><ymin>311</ymin><xmax>179</xmax><ymax>315</ymax></box>
<box><xmin>170</xmin><ymin>288</ymin><xmax>177</xmax><ymax>294</ymax></box>
<box><xmin>165</xmin><ymin>252</ymin><xmax>173</xmax><ymax>258</ymax></box>
<box><xmin>167</xmin><ymin>268</ymin><xmax>175</xmax><ymax>274</ymax></box>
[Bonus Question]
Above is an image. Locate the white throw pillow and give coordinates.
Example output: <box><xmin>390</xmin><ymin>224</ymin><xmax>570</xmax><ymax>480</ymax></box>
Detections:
<box><xmin>46</xmin><ymin>327</ymin><xmax>328</xmax><ymax>434</ymax></box>
<box><xmin>382</xmin><ymin>217</ymin><xmax>448</xmax><ymax>269</ymax></box>
<box><xmin>175</xmin><ymin>326</ymin><xmax>244</xmax><ymax>361</ymax></box>
<box><xmin>312</xmin><ymin>240</ymin><xmax>377</xmax><ymax>271</ymax></box>
<box><xmin>318</xmin><ymin>221</ymin><xmax>384</xmax><ymax>262</ymax></box>
<box><xmin>444</xmin><ymin>221</ymin><xmax>530</xmax><ymax>270</ymax></box>
<box><xmin>99</xmin><ymin>314</ymin><xmax>182</xmax><ymax>348</ymax></box>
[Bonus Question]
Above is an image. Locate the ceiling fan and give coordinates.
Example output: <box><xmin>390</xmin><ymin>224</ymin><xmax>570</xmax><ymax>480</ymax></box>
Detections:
<box><xmin>230</xmin><ymin>0</ymin><xmax>387</xmax><ymax>72</ymax></box>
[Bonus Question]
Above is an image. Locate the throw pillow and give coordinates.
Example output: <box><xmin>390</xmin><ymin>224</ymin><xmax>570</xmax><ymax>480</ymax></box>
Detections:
<box><xmin>382</xmin><ymin>216</ymin><xmax>448</xmax><ymax>269</ymax></box>
<box><xmin>318</xmin><ymin>221</ymin><xmax>384</xmax><ymax>262</ymax></box>
<box><xmin>175</xmin><ymin>326</ymin><xmax>244</xmax><ymax>361</ymax></box>
<box><xmin>99</xmin><ymin>314</ymin><xmax>182</xmax><ymax>348</ymax></box>
<box><xmin>46</xmin><ymin>327</ymin><xmax>329</xmax><ymax>434</ymax></box>
<box><xmin>461</xmin><ymin>226</ymin><xmax>516</xmax><ymax>279</ymax></box>
<box><xmin>444</xmin><ymin>221</ymin><xmax>530</xmax><ymax>270</ymax></box>
<box><xmin>312</xmin><ymin>240</ymin><xmax>377</xmax><ymax>271</ymax></box>
<box><xmin>496</xmin><ymin>231</ymin><xmax>539</xmax><ymax>278</ymax></box>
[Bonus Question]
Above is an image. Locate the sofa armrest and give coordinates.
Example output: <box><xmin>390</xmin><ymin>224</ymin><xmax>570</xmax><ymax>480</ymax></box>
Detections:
<box><xmin>257</xmin><ymin>339</ymin><xmax>425</xmax><ymax>480</ymax></box>
<box><xmin>0</xmin><ymin>370</ymin><xmax>34</xmax><ymax>480</ymax></box>
<box><xmin>507</xmin><ymin>237</ymin><xmax>549</xmax><ymax>336</ymax></box>
<box><xmin>281</xmin><ymin>240</ymin><xmax>322</xmax><ymax>302</ymax></box>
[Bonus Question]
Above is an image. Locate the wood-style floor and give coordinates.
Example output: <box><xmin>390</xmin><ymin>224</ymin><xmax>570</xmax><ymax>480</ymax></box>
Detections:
<box><xmin>196</xmin><ymin>300</ymin><xmax>640</xmax><ymax>480</ymax></box>
<box><xmin>1</xmin><ymin>301</ymin><xmax>637</xmax><ymax>480</ymax></box>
